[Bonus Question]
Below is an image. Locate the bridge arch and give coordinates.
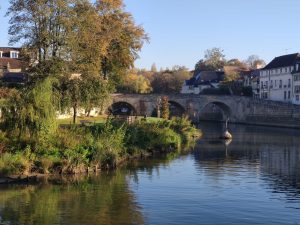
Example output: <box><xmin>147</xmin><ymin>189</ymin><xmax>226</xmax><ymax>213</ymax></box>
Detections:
<box><xmin>151</xmin><ymin>100</ymin><xmax>186</xmax><ymax>118</ymax></box>
<box><xmin>199</xmin><ymin>101</ymin><xmax>232</xmax><ymax>121</ymax></box>
<box><xmin>108</xmin><ymin>101</ymin><xmax>137</xmax><ymax>116</ymax></box>
<box><xmin>168</xmin><ymin>101</ymin><xmax>186</xmax><ymax>117</ymax></box>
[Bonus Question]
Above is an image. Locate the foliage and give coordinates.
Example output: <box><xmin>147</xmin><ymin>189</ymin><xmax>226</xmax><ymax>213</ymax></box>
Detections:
<box><xmin>0</xmin><ymin>117</ymin><xmax>201</xmax><ymax>175</ymax></box>
<box><xmin>1</xmin><ymin>77</ymin><xmax>57</xmax><ymax>144</ymax></box>
<box><xmin>91</xmin><ymin>122</ymin><xmax>126</xmax><ymax>169</ymax></box>
<box><xmin>150</xmin><ymin>67</ymin><xmax>191</xmax><ymax>93</ymax></box>
<box><xmin>119</xmin><ymin>72</ymin><xmax>152</xmax><ymax>94</ymax></box>
<box><xmin>226</xmin><ymin>59</ymin><xmax>248</xmax><ymax>69</ymax></box>
<box><xmin>6</xmin><ymin>0</ymin><xmax>147</xmax><ymax>125</ymax></box>
<box><xmin>245</xmin><ymin>55</ymin><xmax>266</xmax><ymax>69</ymax></box>
<box><xmin>161</xmin><ymin>96</ymin><xmax>170</xmax><ymax>119</ymax></box>
<box><xmin>195</xmin><ymin>48</ymin><xmax>226</xmax><ymax>71</ymax></box>
<box><xmin>0</xmin><ymin>149</ymin><xmax>33</xmax><ymax>176</ymax></box>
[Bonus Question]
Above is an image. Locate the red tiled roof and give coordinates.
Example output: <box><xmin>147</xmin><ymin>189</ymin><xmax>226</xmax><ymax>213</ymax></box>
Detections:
<box><xmin>0</xmin><ymin>58</ymin><xmax>23</xmax><ymax>69</ymax></box>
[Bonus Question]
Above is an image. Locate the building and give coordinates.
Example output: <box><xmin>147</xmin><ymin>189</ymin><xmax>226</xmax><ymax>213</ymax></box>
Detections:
<box><xmin>181</xmin><ymin>71</ymin><xmax>224</xmax><ymax>94</ymax></box>
<box><xmin>0</xmin><ymin>47</ymin><xmax>27</xmax><ymax>84</ymax></box>
<box><xmin>292</xmin><ymin>59</ymin><xmax>300</xmax><ymax>104</ymax></box>
<box><xmin>260</xmin><ymin>53</ymin><xmax>300</xmax><ymax>104</ymax></box>
<box><xmin>0</xmin><ymin>47</ymin><xmax>22</xmax><ymax>74</ymax></box>
<box><xmin>242</xmin><ymin>69</ymin><xmax>260</xmax><ymax>98</ymax></box>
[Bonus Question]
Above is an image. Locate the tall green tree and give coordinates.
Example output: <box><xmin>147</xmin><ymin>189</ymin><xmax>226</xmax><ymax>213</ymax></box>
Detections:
<box><xmin>2</xmin><ymin>78</ymin><xmax>57</xmax><ymax>143</ymax></box>
<box><xmin>7</xmin><ymin>0</ymin><xmax>72</xmax><ymax>62</ymax></box>
<box><xmin>6</xmin><ymin>0</ymin><xmax>147</xmax><ymax>125</ymax></box>
<box><xmin>96</xmin><ymin>0</ymin><xmax>148</xmax><ymax>81</ymax></box>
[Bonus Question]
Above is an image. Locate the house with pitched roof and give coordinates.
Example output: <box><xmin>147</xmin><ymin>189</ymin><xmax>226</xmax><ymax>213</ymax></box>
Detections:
<box><xmin>0</xmin><ymin>47</ymin><xmax>27</xmax><ymax>84</ymax></box>
<box><xmin>181</xmin><ymin>71</ymin><xmax>225</xmax><ymax>94</ymax></box>
<box><xmin>260</xmin><ymin>53</ymin><xmax>300</xmax><ymax>104</ymax></box>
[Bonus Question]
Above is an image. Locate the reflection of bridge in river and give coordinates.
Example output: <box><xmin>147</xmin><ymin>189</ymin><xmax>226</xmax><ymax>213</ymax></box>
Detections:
<box><xmin>194</xmin><ymin>123</ymin><xmax>300</xmax><ymax>200</ymax></box>
<box><xmin>110</xmin><ymin>94</ymin><xmax>300</xmax><ymax>128</ymax></box>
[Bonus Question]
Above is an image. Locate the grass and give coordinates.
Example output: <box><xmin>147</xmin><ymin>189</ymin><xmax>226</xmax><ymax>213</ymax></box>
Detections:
<box><xmin>0</xmin><ymin>116</ymin><xmax>202</xmax><ymax>176</ymax></box>
<box><xmin>57</xmin><ymin>115</ymin><xmax>164</xmax><ymax>126</ymax></box>
<box><xmin>57</xmin><ymin>115</ymin><xmax>108</xmax><ymax>125</ymax></box>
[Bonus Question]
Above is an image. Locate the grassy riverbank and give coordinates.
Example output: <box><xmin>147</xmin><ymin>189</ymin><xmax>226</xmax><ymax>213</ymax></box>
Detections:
<box><xmin>0</xmin><ymin>117</ymin><xmax>201</xmax><ymax>177</ymax></box>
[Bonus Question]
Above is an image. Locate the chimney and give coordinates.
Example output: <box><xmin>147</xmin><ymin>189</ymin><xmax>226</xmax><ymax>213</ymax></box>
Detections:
<box><xmin>7</xmin><ymin>62</ymin><xmax>11</xmax><ymax>72</ymax></box>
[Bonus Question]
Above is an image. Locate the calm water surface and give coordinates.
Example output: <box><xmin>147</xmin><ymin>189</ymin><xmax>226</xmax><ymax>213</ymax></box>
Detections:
<box><xmin>1</xmin><ymin>123</ymin><xmax>300</xmax><ymax>225</ymax></box>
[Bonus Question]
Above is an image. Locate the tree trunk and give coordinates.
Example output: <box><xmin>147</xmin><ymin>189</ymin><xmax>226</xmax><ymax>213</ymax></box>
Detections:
<box><xmin>73</xmin><ymin>106</ymin><xmax>77</xmax><ymax>124</ymax></box>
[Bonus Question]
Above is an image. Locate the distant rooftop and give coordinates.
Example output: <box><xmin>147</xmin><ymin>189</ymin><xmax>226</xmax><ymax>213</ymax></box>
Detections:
<box><xmin>263</xmin><ymin>53</ymin><xmax>300</xmax><ymax>70</ymax></box>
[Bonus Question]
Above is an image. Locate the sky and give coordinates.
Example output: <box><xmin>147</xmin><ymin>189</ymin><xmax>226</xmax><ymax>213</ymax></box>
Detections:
<box><xmin>1</xmin><ymin>0</ymin><xmax>300</xmax><ymax>70</ymax></box>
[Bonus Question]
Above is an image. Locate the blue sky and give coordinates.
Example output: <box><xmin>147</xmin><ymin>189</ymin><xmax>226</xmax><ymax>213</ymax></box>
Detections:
<box><xmin>1</xmin><ymin>0</ymin><xmax>300</xmax><ymax>70</ymax></box>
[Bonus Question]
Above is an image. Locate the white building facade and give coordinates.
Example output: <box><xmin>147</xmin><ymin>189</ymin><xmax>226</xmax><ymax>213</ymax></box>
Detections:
<box><xmin>260</xmin><ymin>53</ymin><xmax>300</xmax><ymax>105</ymax></box>
<box><xmin>292</xmin><ymin>60</ymin><xmax>300</xmax><ymax>104</ymax></box>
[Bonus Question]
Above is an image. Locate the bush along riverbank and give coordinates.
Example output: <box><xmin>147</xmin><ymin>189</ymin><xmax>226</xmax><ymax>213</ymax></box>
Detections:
<box><xmin>0</xmin><ymin>117</ymin><xmax>201</xmax><ymax>177</ymax></box>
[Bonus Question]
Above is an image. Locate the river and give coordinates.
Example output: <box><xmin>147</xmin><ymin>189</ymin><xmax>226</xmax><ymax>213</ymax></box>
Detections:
<box><xmin>0</xmin><ymin>122</ymin><xmax>300</xmax><ymax>225</ymax></box>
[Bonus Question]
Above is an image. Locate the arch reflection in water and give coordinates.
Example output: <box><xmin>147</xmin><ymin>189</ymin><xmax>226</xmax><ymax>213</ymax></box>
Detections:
<box><xmin>194</xmin><ymin>122</ymin><xmax>300</xmax><ymax>202</ymax></box>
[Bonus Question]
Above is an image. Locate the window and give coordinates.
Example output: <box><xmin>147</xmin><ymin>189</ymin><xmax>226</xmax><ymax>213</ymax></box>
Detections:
<box><xmin>295</xmin><ymin>85</ymin><xmax>300</xmax><ymax>93</ymax></box>
<box><xmin>284</xmin><ymin>91</ymin><xmax>287</xmax><ymax>100</ymax></box>
<box><xmin>265</xmin><ymin>81</ymin><xmax>268</xmax><ymax>88</ymax></box>
<box><xmin>270</xmin><ymin>80</ymin><xmax>273</xmax><ymax>88</ymax></box>
<box><xmin>261</xmin><ymin>81</ymin><xmax>263</xmax><ymax>88</ymax></box>
<box><xmin>279</xmin><ymin>80</ymin><xmax>282</xmax><ymax>88</ymax></box>
<box><xmin>10</xmin><ymin>51</ymin><xmax>19</xmax><ymax>58</ymax></box>
<box><xmin>296</xmin><ymin>95</ymin><xmax>299</xmax><ymax>101</ymax></box>
<box><xmin>0</xmin><ymin>51</ymin><xmax>2</xmax><ymax>58</ymax></box>
<box><xmin>285</xmin><ymin>68</ymin><xmax>288</xmax><ymax>73</ymax></box>
<box><xmin>288</xmin><ymin>91</ymin><xmax>291</xmax><ymax>99</ymax></box>
<box><xmin>288</xmin><ymin>79</ymin><xmax>291</xmax><ymax>88</ymax></box>
<box><xmin>295</xmin><ymin>75</ymin><xmax>298</xmax><ymax>81</ymax></box>
<box><xmin>275</xmin><ymin>80</ymin><xmax>277</xmax><ymax>87</ymax></box>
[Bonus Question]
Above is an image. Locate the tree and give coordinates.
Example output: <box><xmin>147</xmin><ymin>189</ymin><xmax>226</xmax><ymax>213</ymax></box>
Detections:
<box><xmin>245</xmin><ymin>55</ymin><xmax>266</xmax><ymax>69</ymax></box>
<box><xmin>119</xmin><ymin>72</ymin><xmax>152</xmax><ymax>94</ymax></box>
<box><xmin>7</xmin><ymin>0</ymin><xmax>148</xmax><ymax>124</ymax></box>
<box><xmin>7</xmin><ymin>0</ymin><xmax>72</xmax><ymax>63</ymax></box>
<box><xmin>161</xmin><ymin>96</ymin><xmax>169</xmax><ymax>120</ymax></box>
<box><xmin>151</xmin><ymin>63</ymin><xmax>157</xmax><ymax>72</ymax></box>
<box><xmin>96</xmin><ymin>0</ymin><xmax>148</xmax><ymax>81</ymax></box>
<box><xmin>2</xmin><ymin>77</ymin><xmax>57</xmax><ymax>143</ymax></box>
<box><xmin>195</xmin><ymin>48</ymin><xmax>226</xmax><ymax>71</ymax></box>
<box><xmin>226</xmin><ymin>59</ymin><xmax>248</xmax><ymax>69</ymax></box>
<box><xmin>151</xmin><ymin>67</ymin><xmax>191</xmax><ymax>94</ymax></box>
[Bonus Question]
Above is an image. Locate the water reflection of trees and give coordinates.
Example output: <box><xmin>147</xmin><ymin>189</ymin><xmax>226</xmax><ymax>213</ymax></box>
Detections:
<box><xmin>194</xmin><ymin>122</ymin><xmax>300</xmax><ymax>200</ymax></box>
<box><xmin>125</xmin><ymin>152</ymin><xmax>185</xmax><ymax>184</ymax></box>
<box><xmin>0</xmin><ymin>171</ymin><xmax>145</xmax><ymax>225</ymax></box>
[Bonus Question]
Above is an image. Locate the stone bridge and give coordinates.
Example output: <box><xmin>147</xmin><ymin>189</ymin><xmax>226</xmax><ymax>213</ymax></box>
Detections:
<box><xmin>109</xmin><ymin>94</ymin><xmax>300</xmax><ymax>128</ymax></box>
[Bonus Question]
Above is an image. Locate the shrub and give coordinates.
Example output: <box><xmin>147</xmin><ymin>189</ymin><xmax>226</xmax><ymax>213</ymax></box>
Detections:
<box><xmin>91</xmin><ymin>122</ymin><xmax>126</xmax><ymax>169</ymax></box>
<box><xmin>62</xmin><ymin>146</ymin><xmax>90</xmax><ymax>174</ymax></box>
<box><xmin>0</xmin><ymin>152</ymin><xmax>32</xmax><ymax>176</ymax></box>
